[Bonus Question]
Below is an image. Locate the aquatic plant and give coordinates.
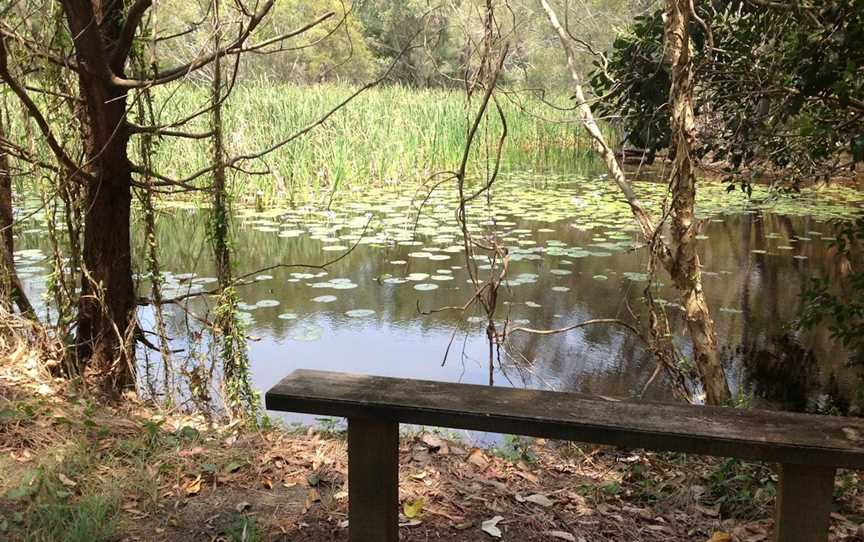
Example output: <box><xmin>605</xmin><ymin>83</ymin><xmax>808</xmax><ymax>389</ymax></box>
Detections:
<box><xmin>140</xmin><ymin>83</ymin><xmax>609</xmax><ymax>202</ymax></box>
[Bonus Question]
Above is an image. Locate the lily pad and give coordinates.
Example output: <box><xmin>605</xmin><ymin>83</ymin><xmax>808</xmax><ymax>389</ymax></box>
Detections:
<box><xmin>345</xmin><ymin>309</ymin><xmax>376</xmax><ymax>318</ymax></box>
<box><xmin>291</xmin><ymin>324</ymin><xmax>323</xmax><ymax>341</ymax></box>
<box><xmin>413</xmin><ymin>283</ymin><xmax>439</xmax><ymax>291</ymax></box>
<box><xmin>331</xmin><ymin>282</ymin><xmax>359</xmax><ymax>290</ymax></box>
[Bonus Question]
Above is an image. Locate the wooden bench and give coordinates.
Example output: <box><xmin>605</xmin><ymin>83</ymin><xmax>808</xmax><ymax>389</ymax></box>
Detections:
<box><xmin>265</xmin><ymin>369</ymin><xmax>864</xmax><ymax>542</ymax></box>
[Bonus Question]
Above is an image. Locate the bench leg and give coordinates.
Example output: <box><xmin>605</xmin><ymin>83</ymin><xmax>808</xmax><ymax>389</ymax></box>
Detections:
<box><xmin>348</xmin><ymin>417</ymin><xmax>399</xmax><ymax>542</ymax></box>
<box><xmin>773</xmin><ymin>463</ymin><xmax>835</xmax><ymax>542</ymax></box>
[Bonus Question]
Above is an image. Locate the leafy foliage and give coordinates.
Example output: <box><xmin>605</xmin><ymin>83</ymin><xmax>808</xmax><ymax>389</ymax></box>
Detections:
<box><xmin>591</xmin><ymin>0</ymin><xmax>864</xmax><ymax>183</ymax></box>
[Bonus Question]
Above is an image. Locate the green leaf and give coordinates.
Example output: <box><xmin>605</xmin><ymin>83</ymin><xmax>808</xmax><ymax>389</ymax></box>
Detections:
<box><xmin>403</xmin><ymin>498</ymin><xmax>424</xmax><ymax>518</ymax></box>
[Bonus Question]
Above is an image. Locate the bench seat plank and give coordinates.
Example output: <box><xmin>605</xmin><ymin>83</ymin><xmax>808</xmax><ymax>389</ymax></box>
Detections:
<box><xmin>266</xmin><ymin>369</ymin><xmax>864</xmax><ymax>469</ymax></box>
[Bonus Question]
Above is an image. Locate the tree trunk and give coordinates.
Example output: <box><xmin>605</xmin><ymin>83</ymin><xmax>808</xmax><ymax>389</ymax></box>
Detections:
<box><xmin>539</xmin><ymin>0</ymin><xmax>730</xmax><ymax>404</ymax></box>
<box><xmin>664</xmin><ymin>0</ymin><xmax>730</xmax><ymax>404</ymax></box>
<box><xmin>210</xmin><ymin>0</ymin><xmax>257</xmax><ymax>420</ymax></box>
<box><xmin>212</xmin><ymin>0</ymin><xmax>230</xmax><ymax>287</ymax></box>
<box><xmin>76</xmin><ymin>127</ymin><xmax>136</xmax><ymax>391</ymax></box>
<box><xmin>0</xmin><ymin>52</ymin><xmax>34</xmax><ymax>316</ymax></box>
<box><xmin>62</xmin><ymin>1</ymin><xmax>136</xmax><ymax>391</ymax></box>
<box><xmin>0</xmin><ymin>105</ymin><xmax>14</xmax><ymax>309</ymax></box>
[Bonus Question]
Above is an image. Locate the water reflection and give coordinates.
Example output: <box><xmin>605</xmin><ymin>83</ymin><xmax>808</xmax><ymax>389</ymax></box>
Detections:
<box><xmin>12</xmin><ymin>176</ymin><xmax>863</xmax><ymax>418</ymax></box>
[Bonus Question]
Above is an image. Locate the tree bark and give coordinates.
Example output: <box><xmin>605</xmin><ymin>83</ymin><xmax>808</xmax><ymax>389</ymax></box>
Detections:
<box><xmin>0</xmin><ymin>46</ymin><xmax>35</xmax><ymax>316</ymax></box>
<box><xmin>61</xmin><ymin>1</ymin><xmax>136</xmax><ymax>391</ymax></box>
<box><xmin>212</xmin><ymin>0</ymin><xmax>230</xmax><ymax>287</ymax></box>
<box><xmin>540</xmin><ymin>0</ymin><xmax>730</xmax><ymax>404</ymax></box>
<box><xmin>664</xmin><ymin>0</ymin><xmax>730</xmax><ymax>404</ymax></box>
<box><xmin>210</xmin><ymin>0</ymin><xmax>256</xmax><ymax>420</ymax></box>
<box><xmin>539</xmin><ymin>0</ymin><xmax>658</xmax><ymax>242</ymax></box>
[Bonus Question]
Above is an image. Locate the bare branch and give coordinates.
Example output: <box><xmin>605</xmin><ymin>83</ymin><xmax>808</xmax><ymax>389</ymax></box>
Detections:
<box><xmin>127</xmin><ymin>122</ymin><xmax>214</xmax><ymax>139</ymax></box>
<box><xmin>0</xmin><ymin>34</ymin><xmax>84</xmax><ymax>178</ymax></box>
<box><xmin>508</xmin><ymin>318</ymin><xmax>646</xmax><ymax>341</ymax></box>
<box><xmin>111</xmin><ymin>8</ymin><xmax>335</xmax><ymax>88</ymax></box>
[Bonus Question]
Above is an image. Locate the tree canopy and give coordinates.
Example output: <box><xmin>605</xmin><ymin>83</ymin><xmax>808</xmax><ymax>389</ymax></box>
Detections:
<box><xmin>591</xmin><ymin>0</ymin><xmax>864</xmax><ymax>184</ymax></box>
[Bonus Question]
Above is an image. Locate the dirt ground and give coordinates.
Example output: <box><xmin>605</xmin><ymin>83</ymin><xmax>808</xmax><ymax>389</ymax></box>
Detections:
<box><xmin>2</xmin><ymin>346</ymin><xmax>864</xmax><ymax>541</ymax></box>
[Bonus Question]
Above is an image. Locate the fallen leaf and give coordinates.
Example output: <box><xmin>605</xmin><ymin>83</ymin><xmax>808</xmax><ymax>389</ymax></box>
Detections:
<box><xmin>421</xmin><ymin>434</ymin><xmax>450</xmax><ymax>454</ymax></box>
<box><xmin>306</xmin><ymin>488</ymin><xmax>320</xmax><ymax>503</ymax></box>
<box><xmin>523</xmin><ymin>493</ymin><xmax>553</xmax><ymax>507</ymax></box>
<box><xmin>57</xmin><ymin>473</ymin><xmax>77</xmax><ymax>488</ymax></box>
<box><xmin>403</xmin><ymin>498</ymin><xmax>424</xmax><ymax>519</ymax></box>
<box><xmin>183</xmin><ymin>476</ymin><xmax>202</xmax><ymax>496</ymax></box>
<box><xmin>10</xmin><ymin>450</ymin><xmax>32</xmax><ymax>462</ymax></box>
<box><xmin>544</xmin><ymin>531</ymin><xmax>576</xmax><ymax>541</ymax></box>
<box><xmin>235</xmin><ymin>501</ymin><xmax>251</xmax><ymax>513</ymax></box>
<box><xmin>304</xmin><ymin>488</ymin><xmax>320</xmax><ymax>512</ymax></box>
<box><xmin>696</xmin><ymin>503</ymin><xmax>720</xmax><ymax>517</ymax></box>
<box><xmin>515</xmin><ymin>470</ymin><xmax>539</xmax><ymax>484</ymax></box>
<box><xmin>482</xmin><ymin>479</ymin><xmax>507</xmax><ymax>491</ymax></box>
<box><xmin>706</xmin><ymin>532</ymin><xmax>732</xmax><ymax>542</ymax></box>
<box><xmin>467</xmin><ymin>448</ymin><xmax>489</xmax><ymax>470</ymax></box>
<box><xmin>481</xmin><ymin>516</ymin><xmax>503</xmax><ymax>538</ymax></box>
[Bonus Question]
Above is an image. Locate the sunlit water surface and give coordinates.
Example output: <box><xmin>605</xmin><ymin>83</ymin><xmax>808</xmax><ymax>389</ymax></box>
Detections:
<box><xmin>13</xmin><ymin>174</ymin><xmax>864</xmax><ymax>435</ymax></box>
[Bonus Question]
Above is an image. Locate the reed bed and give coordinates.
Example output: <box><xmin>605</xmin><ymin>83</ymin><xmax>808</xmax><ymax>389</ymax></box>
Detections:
<box><xmin>5</xmin><ymin>83</ymin><xmax>615</xmax><ymax>202</ymax></box>
<box><xmin>148</xmin><ymin>83</ymin><xmax>612</xmax><ymax>201</ymax></box>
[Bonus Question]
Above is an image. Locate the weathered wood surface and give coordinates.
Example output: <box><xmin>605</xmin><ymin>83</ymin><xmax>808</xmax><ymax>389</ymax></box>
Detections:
<box><xmin>266</xmin><ymin>369</ymin><xmax>864</xmax><ymax>469</ymax></box>
<box><xmin>348</xmin><ymin>418</ymin><xmax>399</xmax><ymax>542</ymax></box>
<box><xmin>773</xmin><ymin>464</ymin><xmax>836</xmax><ymax>542</ymax></box>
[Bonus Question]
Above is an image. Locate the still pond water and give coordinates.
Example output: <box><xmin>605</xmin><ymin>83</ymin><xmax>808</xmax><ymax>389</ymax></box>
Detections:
<box><xmin>13</xmin><ymin>174</ymin><xmax>864</xmax><ymax>428</ymax></box>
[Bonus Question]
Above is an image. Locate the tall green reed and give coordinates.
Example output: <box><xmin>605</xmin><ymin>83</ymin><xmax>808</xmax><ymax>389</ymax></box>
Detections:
<box><xmin>149</xmin><ymin>83</ymin><xmax>612</xmax><ymax>202</ymax></box>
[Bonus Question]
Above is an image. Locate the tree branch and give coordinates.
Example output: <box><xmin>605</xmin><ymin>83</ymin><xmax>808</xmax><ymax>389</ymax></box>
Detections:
<box><xmin>110</xmin><ymin>0</ymin><xmax>153</xmax><ymax>71</ymax></box>
<box><xmin>111</xmin><ymin>6</ymin><xmax>334</xmax><ymax>88</ymax></box>
<box><xmin>127</xmin><ymin>122</ymin><xmax>214</xmax><ymax>139</ymax></box>
<box><xmin>0</xmin><ymin>34</ymin><xmax>84</xmax><ymax>178</ymax></box>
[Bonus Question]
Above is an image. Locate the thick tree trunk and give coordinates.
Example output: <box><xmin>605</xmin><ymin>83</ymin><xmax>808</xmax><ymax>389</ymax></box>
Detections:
<box><xmin>76</xmin><ymin>143</ymin><xmax>135</xmax><ymax>390</ymax></box>
<box><xmin>62</xmin><ymin>1</ymin><xmax>136</xmax><ymax>391</ymax></box>
<box><xmin>0</xmin><ymin>57</ymin><xmax>34</xmax><ymax>316</ymax></box>
<box><xmin>664</xmin><ymin>0</ymin><xmax>730</xmax><ymax>404</ymax></box>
